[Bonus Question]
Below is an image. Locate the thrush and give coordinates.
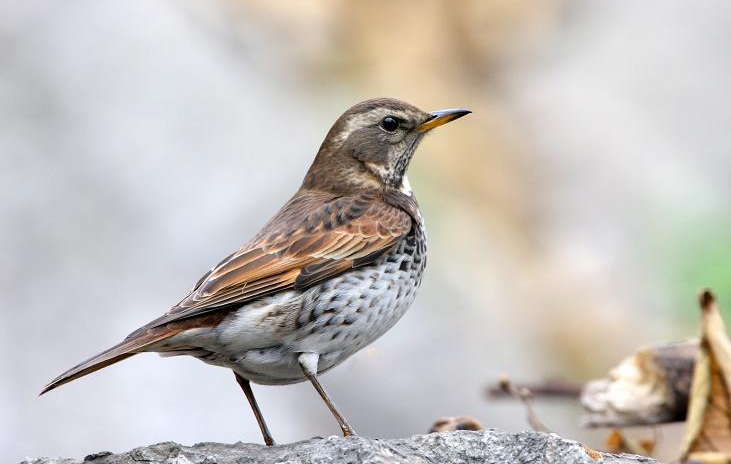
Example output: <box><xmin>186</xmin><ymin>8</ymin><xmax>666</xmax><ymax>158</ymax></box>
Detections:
<box><xmin>41</xmin><ymin>98</ymin><xmax>470</xmax><ymax>445</ymax></box>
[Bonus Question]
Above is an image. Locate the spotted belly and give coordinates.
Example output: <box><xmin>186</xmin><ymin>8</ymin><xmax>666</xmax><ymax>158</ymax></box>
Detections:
<box><xmin>158</xmin><ymin>223</ymin><xmax>427</xmax><ymax>385</ymax></box>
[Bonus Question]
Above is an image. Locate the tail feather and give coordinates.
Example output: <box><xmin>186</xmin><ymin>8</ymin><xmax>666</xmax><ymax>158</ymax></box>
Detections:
<box><xmin>40</xmin><ymin>329</ymin><xmax>178</xmax><ymax>395</ymax></box>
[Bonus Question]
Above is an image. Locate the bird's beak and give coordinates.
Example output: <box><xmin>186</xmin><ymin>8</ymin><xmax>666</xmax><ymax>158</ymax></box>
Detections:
<box><xmin>417</xmin><ymin>108</ymin><xmax>472</xmax><ymax>132</ymax></box>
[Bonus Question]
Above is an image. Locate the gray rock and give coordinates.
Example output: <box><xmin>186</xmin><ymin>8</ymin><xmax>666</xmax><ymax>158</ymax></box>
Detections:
<box><xmin>19</xmin><ymin>430</ymin><xmax>660</xmax><ymax>464</ymax></box>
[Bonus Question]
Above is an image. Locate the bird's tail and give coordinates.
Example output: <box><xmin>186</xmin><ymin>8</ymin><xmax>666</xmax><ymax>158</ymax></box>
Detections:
<box><xmin>39</xmin><ymin>327</ymin><xmax>181</xmax><ymax>395</ymax></box>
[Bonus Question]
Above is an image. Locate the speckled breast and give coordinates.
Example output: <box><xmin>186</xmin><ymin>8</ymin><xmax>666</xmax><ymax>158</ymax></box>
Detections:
<box><xmin>293</xmin><ymin>218</ymin><xmax>427</xmax><ymax>359</ymax></box>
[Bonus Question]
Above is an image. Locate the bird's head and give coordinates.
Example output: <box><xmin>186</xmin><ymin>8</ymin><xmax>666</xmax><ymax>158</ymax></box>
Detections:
<box><xmin>303</xmin><ymin>98</ymin><xmax>470</xmax><ymax>194</ymax></box>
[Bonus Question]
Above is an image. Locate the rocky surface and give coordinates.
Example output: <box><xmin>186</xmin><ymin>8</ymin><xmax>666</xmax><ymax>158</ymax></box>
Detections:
<box><xmin>20</xmin><ymin>430</ymin><xmax>661</xmax><ymax>464</ymax></box>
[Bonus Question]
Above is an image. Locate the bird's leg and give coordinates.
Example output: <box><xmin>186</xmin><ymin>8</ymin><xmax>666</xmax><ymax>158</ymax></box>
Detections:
<box><xmin>298</xmin><ymin>352</ymin><xmax>356</xmax><ymax>437</ymax></box>
<box><xmin>234</xmin><ymin>372</ymin><xmax>276</xmax><ymax>446</ymax></box>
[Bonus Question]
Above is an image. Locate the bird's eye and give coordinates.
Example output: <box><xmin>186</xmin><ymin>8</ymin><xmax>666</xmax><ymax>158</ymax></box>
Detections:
<box><xmin>381</xmin><ymin>116</ymin><xmax>400</xmax><ymax>132</ymax></box>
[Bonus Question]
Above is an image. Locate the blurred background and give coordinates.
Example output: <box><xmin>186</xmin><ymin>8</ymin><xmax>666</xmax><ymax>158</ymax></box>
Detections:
<box><xmin>3</xmin><ymin>0</ymin><xmax>730</xmax><ymax>462</ymax></box>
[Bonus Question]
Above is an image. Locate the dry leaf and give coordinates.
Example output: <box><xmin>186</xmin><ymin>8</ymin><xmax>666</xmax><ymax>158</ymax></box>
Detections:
<box><xmin>429</xmin><ymin>416</ymin><xmax>485</xmax><ymax>433</ymax></box>
<box><xmin>581</xmin><ymin>340</ymin><xmax>697</xmax><ymax>427</ymax></box>
<box><xmin>680</xmin><ymin>290</ymin><xmax>731</xmax><ymax>463</ymax></box>
<box><xmin>605</xmin><ymin>429</ymin><xmax>655</xmax><ymax>456</ymax></box>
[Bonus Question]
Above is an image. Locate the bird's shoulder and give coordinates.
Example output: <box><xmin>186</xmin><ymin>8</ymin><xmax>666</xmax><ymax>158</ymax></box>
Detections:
<box><xmin>249</xmin><ymin>188</ymin><xmax>413</xmax><ymax>250</ymax></box>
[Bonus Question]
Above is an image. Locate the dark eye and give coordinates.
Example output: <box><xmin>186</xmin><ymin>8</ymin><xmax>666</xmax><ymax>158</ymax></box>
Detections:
<box><xmin>381</xmin><ymin>116</ymin><xmax>399</xmax><ymax>132</ymax></box>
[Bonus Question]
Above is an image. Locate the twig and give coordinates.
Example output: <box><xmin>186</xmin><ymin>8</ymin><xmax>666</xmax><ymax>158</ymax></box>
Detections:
<box><xmin>487</xmin><ymin>380</ymin><xmax>582</xmax><ymax>399</ymax></box>
<box><xmin>496</xmin><ymin>373</ymin><xmax>550</xmax><ymax>433</ymax></box>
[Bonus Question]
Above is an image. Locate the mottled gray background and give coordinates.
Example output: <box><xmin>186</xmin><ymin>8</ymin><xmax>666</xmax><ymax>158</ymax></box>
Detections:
<box><xmin>3</xmin><ymin>1</ymin><xmax>730</xmax><ymax>462</ymax></box>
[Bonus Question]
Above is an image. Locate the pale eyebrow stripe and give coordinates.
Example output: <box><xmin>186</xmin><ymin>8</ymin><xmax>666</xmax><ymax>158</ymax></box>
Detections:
<box><xmin>339</xmin><ymin>108</ymin><xmax>413</xmax><ymax>142</ymax></box>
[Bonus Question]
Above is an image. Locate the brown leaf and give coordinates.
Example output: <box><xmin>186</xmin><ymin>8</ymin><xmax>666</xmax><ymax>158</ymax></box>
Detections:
<box><xmin>581</xmin><ymin>340</ymin><xmax>698</xmax><ymax>428</ymax></box>
<box><xmin>429</xmin><ymin>416</ymin><xmax>485</xmax><ymax>433</ymax></box>
<box><xmin>680</xmin><ymin>290</ymin><xmax>731</xmax><ymax>463</ymax></box>
<box><xmin>605</xmin><ymin>429</ymin><xmax>655</xmax><ymax>456</ymax></box>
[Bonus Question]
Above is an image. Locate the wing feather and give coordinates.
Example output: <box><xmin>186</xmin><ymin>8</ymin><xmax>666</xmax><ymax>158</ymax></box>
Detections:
<box><xmin>142</xmin><ymin>190</ymin><xmax>412</xmax><ymax>329</ymax></box>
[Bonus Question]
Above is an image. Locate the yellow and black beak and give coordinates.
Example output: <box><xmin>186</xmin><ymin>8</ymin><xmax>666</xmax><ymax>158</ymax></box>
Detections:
<box><xmin>417</xmin><ymin>108</ymin><xmax>471</xmax><ymax>132</ymax></box>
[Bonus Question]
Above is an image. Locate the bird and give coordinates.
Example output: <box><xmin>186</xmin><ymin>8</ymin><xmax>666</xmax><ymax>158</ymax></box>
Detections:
<box><xmin>40</xmin><ymin>98</ymin><xmax>470</xmax><ymax>446</ymax></box>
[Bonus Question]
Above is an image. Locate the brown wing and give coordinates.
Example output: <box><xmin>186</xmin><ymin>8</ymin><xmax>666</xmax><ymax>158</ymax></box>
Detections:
<box><xmin>141</xmin><ymin>189</ymin><xmax>412</xmax><ymax>330</ymax></box>
<box><xmin>40</xmin><ymin>189</ymin><xmax>413</xmax><ymax>395</ymax></box>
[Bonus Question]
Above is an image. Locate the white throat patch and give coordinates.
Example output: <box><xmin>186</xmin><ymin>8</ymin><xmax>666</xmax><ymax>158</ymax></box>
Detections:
<box><xmin>400</xmin><ymin>175</ymin><xmax>413</xmax><ymax>196</ymax></box>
